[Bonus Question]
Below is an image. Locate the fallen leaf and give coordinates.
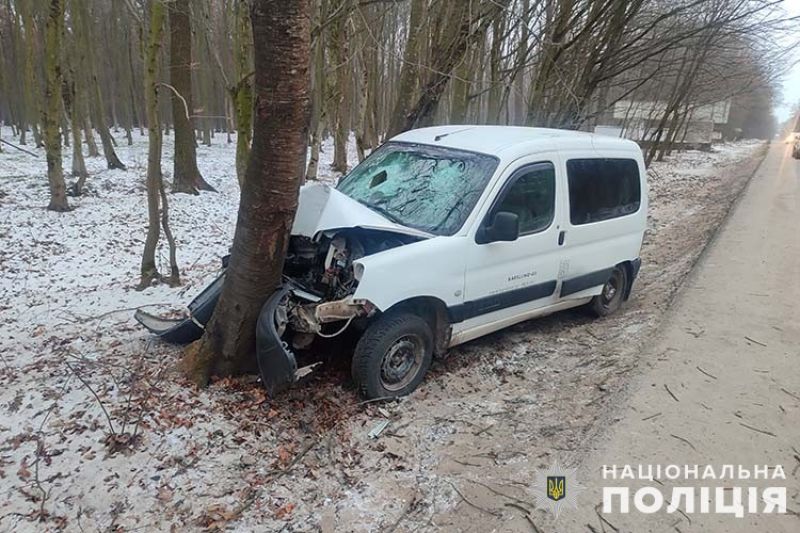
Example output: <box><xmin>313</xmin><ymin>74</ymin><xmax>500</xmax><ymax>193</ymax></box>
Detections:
<box><xmin>157</xmin><ymin>486</ymin><xmax>174</xmax><ymax>502</ymax></box>
<box><xmin>275</xmin><ymin>502</ymin><xmax>295</xmax><ymax>519</ymax></box>
<box><xmin>277</xmin><ymin>446</ymin><xmax>291</xmax><ymax>465</ymax></box>
<box><xmin>17</xmin><ymin>458</ymin><xmax>31</xmax><ymax>481</ymax></box>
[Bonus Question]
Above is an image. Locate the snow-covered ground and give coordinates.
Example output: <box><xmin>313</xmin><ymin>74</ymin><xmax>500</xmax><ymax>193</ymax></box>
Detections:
<box><xmin>0</xmin><ymin>127</ymin><xmax>765</xmax><ymax>531</ymax></box>
<box><xmin>0</xmin><ymin>129</ymin><xmax>355</xmax><ymax>370</ymax></box>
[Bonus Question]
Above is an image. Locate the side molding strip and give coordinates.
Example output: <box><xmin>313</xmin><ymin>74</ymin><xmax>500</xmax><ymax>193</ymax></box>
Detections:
<box><xmin>560</xmin><ymin>267</ymin><xmax>614</xmax><ymax>298</ymax></box>
<box><xmin>448</xmin><ymin>280</ymin><xmax>557</xmax><ymax>323</ymax></box>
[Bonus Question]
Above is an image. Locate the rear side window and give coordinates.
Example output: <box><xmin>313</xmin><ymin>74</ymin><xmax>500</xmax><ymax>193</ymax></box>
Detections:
<box><xmin>566</xmin><ymin>158</ymin><xmax>641</xmax><ymax>225</ymax></box>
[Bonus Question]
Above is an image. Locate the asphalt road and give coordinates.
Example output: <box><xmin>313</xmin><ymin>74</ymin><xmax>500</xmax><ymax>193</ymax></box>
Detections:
<box><xmin>560</xmin><ymin>141</ymin><xmax>800</xmax><ymax>531</ymax></box>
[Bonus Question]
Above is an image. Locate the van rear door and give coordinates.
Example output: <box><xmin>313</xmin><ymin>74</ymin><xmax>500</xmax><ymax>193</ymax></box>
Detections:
<box><xmin>556</xmin><ymin>153</ymin><xmax>646</xmax><ymax>301</ymax></box>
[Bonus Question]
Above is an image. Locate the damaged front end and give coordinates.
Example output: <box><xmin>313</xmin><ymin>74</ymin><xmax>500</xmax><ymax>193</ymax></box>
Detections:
<box><xmin>256</xmin><ymin>228</ymin><xmax>413</xmax><ymax>394</ymax></box>
<box><xmin>135</xmin><ymin>183</ymin><xmax>425</xmax><ymax>396</ymax></box>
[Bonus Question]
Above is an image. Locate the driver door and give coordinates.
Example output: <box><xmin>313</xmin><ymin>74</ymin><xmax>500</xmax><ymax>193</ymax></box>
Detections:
<box><xmin>457</xmin><ymin>157</ymin><xmax>564</xmax><ymax>332</ymax></box>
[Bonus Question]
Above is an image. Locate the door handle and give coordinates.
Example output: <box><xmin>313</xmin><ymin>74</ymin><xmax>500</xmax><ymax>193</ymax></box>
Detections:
<box><xmin>558</xmin><ymin>230</ymin><xmax>566</xmax><ymax>246</ymax></box>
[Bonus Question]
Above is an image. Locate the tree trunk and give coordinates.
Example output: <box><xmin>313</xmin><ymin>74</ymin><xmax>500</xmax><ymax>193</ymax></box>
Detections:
<box><xmin>43</xmin><ymin>0</ymin><xmax>69</xmax><ymax>212</ymax></box>
<box><xmin>82</xmin><ymin>113</ymin><xmax>99</xmax><ymax>157</ymax></box>
<box><xmin>232</xmin><ymin>0</ymin><xmax>253</xmax><ymax>186</ymax></box>
<box><xmin>182</xmin><ymin>0</ymin><xmax>311</xmax><ymax>386</ymax></box>
<box><xmin>139</xmin><ymin>0</ymin><xmax>178</xmax><ymax>288</ymax></box>
<box><xmin>305</xmin><ymin>23</ymin><xmax>324</xmax><ymax>181</ymax></box>
<box><xmin>76</xmin><ymin>0</ymin><xmax>126</xmax><ymax>170</ymax></box>
<box><xmin>396</xmin><ymin>0</ymin><xmax>507</xmax><ymax>134</ymax></box>
<box><xmin>63</xmin><ymin>10</ymin><xmax>89</xmax><ymax>194</ymax></box>
<box><xmin>387</xmin><ymin>0</ymin><xmax>424</xmax><ymax>138</ymax></box>
<box><xmin>63</xmin><ymin>71</ymin><xmax>89</xmax><ymax>193</ymax></box>
<box><xmin>20</xmin><ymin>1</ymin><xmax>44</xmax><ymax>149</ymax></box>
<box><xmin>169</xmin><ymin>0</ymin><xmax>214</xmax><ymax>194</ymax></box>
<box><xmin>328</xmin><ymin>0</ymin><xmax>350</xmax><ymax>173</ymax></box>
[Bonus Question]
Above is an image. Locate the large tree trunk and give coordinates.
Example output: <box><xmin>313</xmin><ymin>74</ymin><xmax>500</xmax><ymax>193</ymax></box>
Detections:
<box><xmin>43</xmin><ymin>0</ymin><xmax>69</xmax><ymax>212</ymax></box>
<box><xmin>168</xmin><ymin>0</ymin><xmax>214</xmax><ymax>194</ymax></box>
<box><xmin>182</xmin><ymin>0</ymin><xmax>311</xmax><ymax>386</ymax></box>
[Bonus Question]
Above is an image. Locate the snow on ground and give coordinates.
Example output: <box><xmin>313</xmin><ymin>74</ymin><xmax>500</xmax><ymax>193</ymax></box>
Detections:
<box><xmin>0</xmin><ymin>129</ymin><xmax>356</xmax><ymax>370</ymax></box>
<box><xmin>0</xmin><ymin>128</ymin><xmax>765</xmax><ymax>531</ymax></box>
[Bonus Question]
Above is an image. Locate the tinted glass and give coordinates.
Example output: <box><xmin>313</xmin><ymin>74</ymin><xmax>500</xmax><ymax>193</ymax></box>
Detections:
<box><xmin>567</xmin><ymin>159</ymin><xmax>641</xmax><ymax>225</ymax></box>
<box><xmin>492</xmin><ymin>163</ymin><xmax>555</xmax><ymax>235</ymax></box>
<box><xmin>336</xmin><ymin>142</ymin><xmax>498</xmax><ymax>236</ymax></box>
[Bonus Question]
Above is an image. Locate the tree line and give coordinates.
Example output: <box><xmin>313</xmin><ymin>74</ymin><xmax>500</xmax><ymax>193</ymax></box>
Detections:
<box><xmin>1</xmin><ymin>0</ymin><xmax>792</xmax><ymax>185</ymax></box>
<box><xmin>1</xmin><ymin>1</ymin><xmax>793</xmax><ymax>174</ymax></box>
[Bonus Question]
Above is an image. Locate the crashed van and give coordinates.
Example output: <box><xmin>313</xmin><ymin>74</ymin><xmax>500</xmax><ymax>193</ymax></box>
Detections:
<box><xmin>136</xmin><ymin>126</ymin><xmax>647</xmax><ymax>399</ymax></box>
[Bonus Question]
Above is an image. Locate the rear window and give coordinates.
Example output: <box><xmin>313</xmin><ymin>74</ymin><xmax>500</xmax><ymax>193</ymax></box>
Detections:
<box><xmin>566</xmin><ymin>158</ymin><xmax>641</xmax><ymax>225</ymax></box>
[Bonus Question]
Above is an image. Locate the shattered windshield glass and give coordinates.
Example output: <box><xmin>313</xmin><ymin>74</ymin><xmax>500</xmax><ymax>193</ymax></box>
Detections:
<box><xmin>336</xmin><ymin>142</ymin><xmax>499</xmax><ymax>236</ymax></box>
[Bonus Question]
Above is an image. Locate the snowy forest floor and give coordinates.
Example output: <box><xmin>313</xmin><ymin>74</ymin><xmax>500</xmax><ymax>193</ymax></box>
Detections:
<box><xmin>0</xmin><ymin>128</ymin><xmax>766</xmax><ymax>532</ymax></box>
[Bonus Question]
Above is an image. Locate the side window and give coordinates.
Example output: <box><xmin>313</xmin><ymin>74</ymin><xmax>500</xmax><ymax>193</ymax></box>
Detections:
<box><xmin>492</xmin><ymin>163</ymin><xmax>556</xmax><ymax>235</ymax></box>
<box><xmin>566</xmin><ymin>158</ymin><xmax>641</xmax><ymax>225</ymax></box>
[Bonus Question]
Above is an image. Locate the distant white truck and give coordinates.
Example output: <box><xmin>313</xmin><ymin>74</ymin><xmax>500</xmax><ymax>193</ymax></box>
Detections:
<box><xmin>138</xmin><ymin>126</ymin><xmax>648</xmax><ymax>399</ymax></box>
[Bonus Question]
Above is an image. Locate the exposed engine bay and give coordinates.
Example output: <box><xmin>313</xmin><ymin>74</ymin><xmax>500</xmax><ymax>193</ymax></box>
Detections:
<box><xmin>278</xmin><ymin>229</ymin><xmax>418</xmax><ymax>351</ymax></box>
<box><xmin>133</xmin><ymin>182</ymin><xmax>431</xmax><ymax>396</ymax></box>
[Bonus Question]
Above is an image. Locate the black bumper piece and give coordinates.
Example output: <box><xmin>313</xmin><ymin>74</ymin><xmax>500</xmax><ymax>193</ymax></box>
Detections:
<box><xmin>255</xmin><ymin>285</ymin><xmax>298</xmax><ymax>397</ymax></box>
<box><xmin>625</xmin><ymin>257</ymin><xmax>642</xmax><ymax>300</ymax></box>
<box><xmin>134</xmin><ymin>270</ymin><xmax>226</xmax><ymax>344</ymax></box>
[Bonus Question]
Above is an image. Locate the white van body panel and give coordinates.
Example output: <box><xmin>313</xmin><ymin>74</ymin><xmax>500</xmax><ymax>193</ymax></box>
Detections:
<box><xmin>352</xmin><ymin>236</ymin><xmax>465</xmax><ymax>311</ymax></box>
<box><xmin>333</xmin><ymin>126</ymin><xmax>646</xmax><ymax>344</ymax></box>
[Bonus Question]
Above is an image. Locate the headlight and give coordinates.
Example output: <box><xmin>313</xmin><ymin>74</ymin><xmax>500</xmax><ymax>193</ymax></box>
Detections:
<box><xmin>353</xmin><ymin>262</ymin><xmax>365</xmax><ymax>281</ymax></box>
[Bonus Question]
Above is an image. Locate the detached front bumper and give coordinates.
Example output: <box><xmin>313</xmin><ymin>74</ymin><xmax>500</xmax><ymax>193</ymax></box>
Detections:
<box><xmin>134</xmin><ymin>274</ymin><xmax>313</xmax><ymax>398</ymax></box>
<box><xmin>255</xmin><ymin>285</ymin><xmax>298</xmax><ymax>397</ymax></box>
<box><xmin>134</xmin><ymin>271</ymin><xmax>226</xmax><ymax>344</ymax></box>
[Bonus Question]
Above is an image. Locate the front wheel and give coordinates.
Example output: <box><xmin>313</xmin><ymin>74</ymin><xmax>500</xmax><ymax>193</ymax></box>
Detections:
<box><xmin>589</xmin><ymin>265</ymin><xmax>628</xmax><ymax>317</ymax></box>
<box><xmin>351</xmin><ymin>311</ymin><xmax>433</xmax><ymax>399</ymax></box>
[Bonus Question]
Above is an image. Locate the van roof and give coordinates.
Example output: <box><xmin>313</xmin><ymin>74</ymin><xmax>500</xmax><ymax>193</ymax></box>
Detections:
<box><xmin>391</xmin><ymin>125</ymin><xmax>642</xmax><ymax>160</ymax></box>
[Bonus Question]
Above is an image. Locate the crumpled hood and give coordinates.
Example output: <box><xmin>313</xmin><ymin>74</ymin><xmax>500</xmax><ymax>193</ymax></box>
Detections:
<box><xmin>291</xmin><ymin>182</ymin><xmax>432</xmax><ymax>240</ymax></box>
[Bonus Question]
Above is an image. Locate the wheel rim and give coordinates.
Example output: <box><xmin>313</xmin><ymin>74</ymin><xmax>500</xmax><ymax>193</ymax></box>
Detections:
<box><xmin>380</xmin><ymin>334</ymin><xmax>424</xmax><ymax>392</ymax></box>
<box><xmin>600</xmin><ymin>269</ymin><xmax>624</xmax><ymax>308</ymax></box>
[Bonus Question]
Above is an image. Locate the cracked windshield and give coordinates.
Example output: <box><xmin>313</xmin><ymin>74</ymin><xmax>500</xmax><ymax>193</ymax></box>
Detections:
<box><xmin>336</xmin><ymin>142</ymin><xmax>498</xmax><ymax>235</ymax></box>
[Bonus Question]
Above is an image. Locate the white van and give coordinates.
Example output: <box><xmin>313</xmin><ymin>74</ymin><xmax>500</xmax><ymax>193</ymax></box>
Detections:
<box><xmin>137</xmin><ymin>126</ymin><xmax>647</xmax><ymax>399</ymax></box>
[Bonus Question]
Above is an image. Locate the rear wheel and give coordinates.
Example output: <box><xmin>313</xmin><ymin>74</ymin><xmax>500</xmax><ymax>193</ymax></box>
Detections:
<box><xmin>351</xmin><ymin>311</ymin><xmax>433</xmax><ymax>399</ymax></box>
<box><xmin>590</xmin><ymin>265</ymin><xmax>628</xmax><ymax>317</ymax></box>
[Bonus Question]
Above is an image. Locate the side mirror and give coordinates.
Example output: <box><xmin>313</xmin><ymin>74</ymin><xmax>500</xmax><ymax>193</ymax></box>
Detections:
<box><xmin>479</xmin><ymin>211</ymin><xmax>519</xmax><ymax>244</ymax></box>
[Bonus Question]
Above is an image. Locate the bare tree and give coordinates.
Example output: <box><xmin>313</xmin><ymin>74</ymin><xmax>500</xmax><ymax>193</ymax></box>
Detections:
<box><xmin>42</xmin><ymin>0</ymin><xmax>69</xmax><ymax>212</ymax></box>
<box><xmin>386</xmin><ymin>0</ymin><xmax>424</xmax><ymax>137</ymax></box>
<box><xmin>75</xmin><ymin>0</ymin><xmax>127</xmax><ymax>170</ymax></box>
<box><xmin>327</xmin><ymin>0</ymin><xmax>351</xmax><ymax>172</ymax></box>
<box><xmin>168</xmin><ymin>0</ymin><xmax>214</xmax><ymax>194</ymax></box>
<box><xmin>140</xmin><ymin>0</ymin><xmax>179</xmax><ymax>289</ymax></box>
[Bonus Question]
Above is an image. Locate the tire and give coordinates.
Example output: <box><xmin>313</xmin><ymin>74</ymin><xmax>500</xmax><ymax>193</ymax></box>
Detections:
<box><xmin>589</xmin><ymin>265</ymin><xmax>628</xmax><ymax>317</ymax></box>
<box><xmin>351</xmin><ymin>311</ymin><xmax>434</xmax><ymax>399</ymax></box>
